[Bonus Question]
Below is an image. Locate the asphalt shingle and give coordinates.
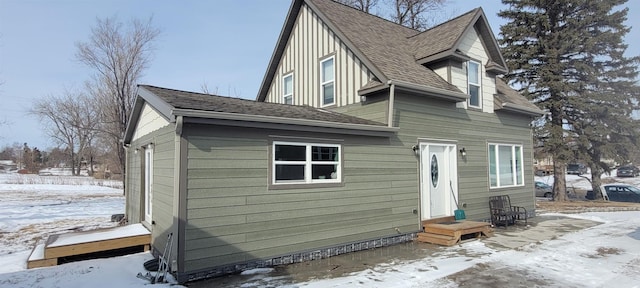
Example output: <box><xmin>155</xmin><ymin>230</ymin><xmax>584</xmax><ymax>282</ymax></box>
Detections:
<box><xmin>140</xmin><ymin>85</ymin><xmax>386</xmax><ymax>126</ymax></box>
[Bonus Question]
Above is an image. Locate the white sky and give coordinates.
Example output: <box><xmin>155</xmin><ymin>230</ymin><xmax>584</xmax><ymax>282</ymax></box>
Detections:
<box><xmin>0</xmin><ymin>0</ymin><xmax>639</xmax><ymax>150</ymax></box>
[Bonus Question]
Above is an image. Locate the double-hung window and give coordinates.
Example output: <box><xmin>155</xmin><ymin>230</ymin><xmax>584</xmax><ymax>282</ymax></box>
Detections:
<box><xmin>467</xmin><ymin>60</ymin><xmax>481</xmax><ymax>108</ymax></box>
<box><xmin>320</xmin><ymin>57</ymin><xmax>335</xmax><ymax>106</ymax></box>
<box><xmin>283</xmin><ymin>73</ymin><xmax>293</xmax><ymax>105</ymax></box>
<box><xmin>273</xmin><ymin>141</ymin><xmax>341</xmax><ymax>185</ymax></box>
<box><xmin>488</xmin><ymin>143</ymin><xmax>524</xmax><ymax>188</ymax></box>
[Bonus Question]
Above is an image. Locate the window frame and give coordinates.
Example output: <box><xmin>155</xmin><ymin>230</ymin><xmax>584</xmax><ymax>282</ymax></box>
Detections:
<box><xmin>488</xmin><ymin>143</ymin><xmax>524</xmax><ymax>189</ymax></box>
<box><xmin>320</xmin><ymin>56</ymin><xmax>335</xmax><ymax>107</ymax></box>
<box><xmin>283</xmin><ymin>72</ymin><xmax>293</xmax><ymax>105</ymax></box>
<box><xmin>467</xmin><ymin>60</ymin><xmax>481</xmax><ymax>109</ymax></box>
<box><xmin>272</xmin><ymin>141</ymin><xmax>342</xmax><ymax>186</ymax></box>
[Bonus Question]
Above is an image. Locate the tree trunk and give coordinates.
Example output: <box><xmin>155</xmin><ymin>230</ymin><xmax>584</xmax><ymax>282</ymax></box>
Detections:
<box><xmin>590</xmin><ymin>169</ymin><xmax>604</xmax><ymax>200</ymax></box>
<box><xmin>553</xmin><ymin>161</ymin><xmax>567</xmax><ymax>201</ymax></box>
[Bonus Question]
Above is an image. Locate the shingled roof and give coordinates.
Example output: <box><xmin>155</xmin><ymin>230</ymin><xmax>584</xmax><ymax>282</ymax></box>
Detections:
<box><xmin>494</xmin><ymin>78</ymin><xmax>542</xmax><ymax>116</ymax></box>
<box><xmin>409</xmin><ymin>9</ymin><xmax>478</xmax><ymax>63</ymax></box>
<box><xmin>256</xmin><ymin>0</ymin><xmax>541</xmax><ymax>115</ymax></box>
<box><xmin>124</xmin><ymin>85</ymin><xmax>396</xmax><ymax>143</ymax></box>
<box><xmin>139</xmin><ymin>85</ymin><xmax>386</xmax><ymax>126</ymax></box>
<box><xmin>258</xmin><ymin>0</ymin><xmax>513</xmax><ymax>101</ymax></box>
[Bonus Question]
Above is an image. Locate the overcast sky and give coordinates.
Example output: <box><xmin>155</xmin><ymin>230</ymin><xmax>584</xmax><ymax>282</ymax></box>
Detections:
<box><xmin>1</xmin><ymin>0</ymin><xmax>639</xmax><ymax>151</ymax></box>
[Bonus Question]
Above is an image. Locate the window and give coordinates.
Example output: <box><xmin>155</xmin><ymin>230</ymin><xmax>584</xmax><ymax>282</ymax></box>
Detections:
<box><xmin>488</xmin><ymin>143</ymin><xmax>524</xmax><ymax>188</ymax></box>
<box><xmin>273</xmin><ymin>141</ymin><xmax>341</xmax><ymax>184</ymax></box>
<box><xmin>283</xmin><ymin>73</ymin><xmax>293</xmax><ymax>105</ymax></box>
<box><xmin>143</xmin><ymin>145</ymin><xmax>153</xmax><ymax>223</ymax></box>
<box><xmin>321</xmin><ymin>57</ymin><xmax>335</xmax><ymax>106</ymax></box>
<box><xmin>467</xmin><ymin>60</ymin><xmax>481</xmax><ymax>108</ymax></box>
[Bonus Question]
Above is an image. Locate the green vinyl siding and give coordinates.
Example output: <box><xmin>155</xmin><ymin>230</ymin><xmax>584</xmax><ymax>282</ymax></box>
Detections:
<box><xmin>392</xmin><ymin>92</ymin><xmax>535</xmax><ymax>219</ymax></box>
<box><xmin>125</xmin><ymin>145</ymin><xmax>142</xmax><ymax>224</ymax></box>
<box><xmin>125</xmin><ymin>124</ymin><xmax>175</xmax><ymax>246</ymax></box>
<box><xmin>182</xmin><ymin>124</ymin><xmax>418</xmax><ymax>272</ymax></box>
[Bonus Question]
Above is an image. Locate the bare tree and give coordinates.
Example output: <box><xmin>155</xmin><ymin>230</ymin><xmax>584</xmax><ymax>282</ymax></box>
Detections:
<box><xmin>337</xmin><ymin>0</ymin><xmax>379</xmax><ymax>13</ymax></box>
<box><xmin>391</xmin><ymin>0</ymin><xmax>447</xmax><ymax>30</ymax></box>
<box><xmin>200</xmin><ymin>82</ymin><xmax>218</xmax><ymax>95</ymax></box>
<box><xmin>31</xmin><ymin>91</ymin><xmax>98</xmax><ymax>175</ymax></box>
<box><xmin>76</xmin><ymin>16</ymin><xmax>160</xmax><ymax>176</ymax></box>
<box><xmin>339</xmin><ymin>0</ymin><xmax>449</xmax><ymax>30</ymax></box>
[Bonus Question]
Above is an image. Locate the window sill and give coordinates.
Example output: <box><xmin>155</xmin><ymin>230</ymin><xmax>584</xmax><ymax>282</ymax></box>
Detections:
<box><xmin>467</xmin><ymin>105</ymin><xmax>483</xmax><ymax>112</ymax></box>
<box><xmin>269</xmin><ymin>181</ymin><xmax>345</xmax><ymax>190</ymax></box>
<box><xmin>489</xmin><ymin>185</ymin><xmax>526</xmax><ymax>190</ymax></box>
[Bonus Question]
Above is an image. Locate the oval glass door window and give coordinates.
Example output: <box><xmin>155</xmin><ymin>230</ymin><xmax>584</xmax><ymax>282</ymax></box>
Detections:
<box><xmin>431</xmin><ymin>154</ymin><xmax>439</xmax><ymax>188</ymax></box>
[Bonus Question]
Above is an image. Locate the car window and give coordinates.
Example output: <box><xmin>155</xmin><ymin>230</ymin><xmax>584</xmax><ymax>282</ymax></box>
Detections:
<box><xmin>627</xmin><ymin>186</ymin><xmax>640</xmax><ymax>194</ymax></box>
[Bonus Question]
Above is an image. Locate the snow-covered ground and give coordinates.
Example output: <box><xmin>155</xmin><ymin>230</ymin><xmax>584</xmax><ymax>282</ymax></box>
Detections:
<box><xmin>536</xmin><ymin>168</ymin><xmax>640</xmax><ymax>192</ymax></box>
<box><xmin>1</xmin><ymin>173</ymin><xmax>640</xmax><ymax>287</ymax></box>
<box><xmin>0</xmin><ymin>174</ymin><xmax>124</xmax><ymax>255</ymax></box>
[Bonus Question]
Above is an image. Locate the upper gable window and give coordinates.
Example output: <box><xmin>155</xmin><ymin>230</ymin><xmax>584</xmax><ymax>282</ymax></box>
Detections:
<box><xmin>467</xmin><ymin>60</ymin><xmax>481</xmax><ymax>108</ymax></box>
<box><xmin>283</xmin><ymin>73</ymin><xmax>293</xmax><ymax>105</ymax></box>
<box><xmin>321</xmin><ymin>57</ymin><xmax>335</xmax><ymax>106</ymax></box>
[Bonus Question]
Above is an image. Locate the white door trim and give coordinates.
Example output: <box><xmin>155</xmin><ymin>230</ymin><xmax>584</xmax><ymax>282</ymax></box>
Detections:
<box><xmin>144</xmin><ymin>145</ymin><xmax>154</xmax><ymax>224</ymax></box>
<box><xmin>419</xmin><ymin>142</ymin><xmax>458</xmax><ymax>221</ymax></box>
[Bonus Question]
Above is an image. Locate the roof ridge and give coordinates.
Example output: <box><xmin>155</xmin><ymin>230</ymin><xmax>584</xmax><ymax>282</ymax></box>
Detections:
<box><xmin>138</xmin><ymin>84</ymin><xmax>262</xmax><ymax>104</ymax></box>
<box><xmin>318</xmin><ymin>0</ymin><xmax>418</xmax><ymax>33</ymax></box>
<box><xmin>407</xmin><ymin>7</ymin><xmax>480</xmax><ymax>39</ymax></box>
<box><xmin>140</xmin><ymin>84</ymin><xmax>351</xmax><ymax>110</ymax></box>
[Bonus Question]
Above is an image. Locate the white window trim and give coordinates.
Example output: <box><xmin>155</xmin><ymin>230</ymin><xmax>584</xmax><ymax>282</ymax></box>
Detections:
<box><xmin>143</xmin><ymin>144</ymin><xmax>153</xmax><ymax>224</ymax></box>
<box><xmin>320</xmin><ymin>57</ymin><xmax>335</xmax><ymax>107</ymax></box>
<box><xmin>283</xmin><ymin>73</ymin><xmax>293</xmax><ymax>105</ymax></box>
<box><xmin>467</xmin><ymin>60</ymin><xmax>481</xmax><ymax>108</ymax></box>
<box><xmin>488</xmin><ymin>143</ymin><xmax>524</xmax><ymax>189</ymax></box>
<box><xmin>272</xmin><ymin>141</ymin><xmax>341</xmax><ymax>185</ymax></box>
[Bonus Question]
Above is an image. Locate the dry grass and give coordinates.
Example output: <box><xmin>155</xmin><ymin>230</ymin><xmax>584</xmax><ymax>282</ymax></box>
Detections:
<box><xmin>537</xmin><ymin>200</ymin><xmax>640</xmax><ymax>212</ymax></box>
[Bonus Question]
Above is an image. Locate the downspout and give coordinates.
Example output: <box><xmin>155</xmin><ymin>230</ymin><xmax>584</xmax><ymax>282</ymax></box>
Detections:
<box><xmin>387</xmin><ymin>80</ymin><xmax>395</xmax><ymax>127</ymax></box>
<box><xmin>173</xmin><ymin>115</ymin><xmax>184</xmax><ymax>276</ymax></box>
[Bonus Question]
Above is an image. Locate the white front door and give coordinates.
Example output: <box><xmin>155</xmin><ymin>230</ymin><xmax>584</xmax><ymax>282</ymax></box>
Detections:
<box><xmin>420</xmin><ymin>143</ymin><xmax>458</xmax><ymax>220</ymax></box>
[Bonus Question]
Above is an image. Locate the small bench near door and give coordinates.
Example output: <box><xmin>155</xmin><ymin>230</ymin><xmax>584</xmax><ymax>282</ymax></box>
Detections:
<box><xmin>489</xmin><ymin>195</ymin><xmax>527</xmax><ymax>227</ymax></box>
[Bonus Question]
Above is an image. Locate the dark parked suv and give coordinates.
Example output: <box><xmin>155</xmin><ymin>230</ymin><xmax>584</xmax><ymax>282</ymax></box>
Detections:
<box><xmin>566</xmin><ymin>163</ymin><xmax>588</xmax><ymax>175</ymax></box>
<box><xmin>616</xmin><ymin>165</ymin><xmax>640</xmax><ymax>177</ymax></box>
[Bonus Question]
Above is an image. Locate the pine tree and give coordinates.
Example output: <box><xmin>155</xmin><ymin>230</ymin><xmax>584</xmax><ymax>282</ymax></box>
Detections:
<box><xmin>499</xmin><ymin>0</ymin><xmax>640</xmax><ymax>201</ymax></box>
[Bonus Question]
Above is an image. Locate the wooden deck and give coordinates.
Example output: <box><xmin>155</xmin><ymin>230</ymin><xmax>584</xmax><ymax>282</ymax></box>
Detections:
<box><xmin>416</xmin><ymin>216</ymin><xmax>493</xmax><ymax>246</ymax></box>
<box><xmin>27</xmin><ymin>224</ymin><xmax>151</xmax><ymax>269</ymax></box>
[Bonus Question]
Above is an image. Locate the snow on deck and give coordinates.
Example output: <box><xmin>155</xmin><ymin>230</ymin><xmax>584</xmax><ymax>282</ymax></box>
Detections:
<box><xmin>27</xmin><ymin>244</ymin><xmax>46</xmax><ymax>261</ymax></box>
<box><xmin>46</xmin><ymin>224</ymin><xmax>150</xmax><ymax>248</ymax></box>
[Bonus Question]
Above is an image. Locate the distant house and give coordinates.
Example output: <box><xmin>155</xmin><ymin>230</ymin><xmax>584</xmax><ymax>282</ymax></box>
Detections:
<box><xmin>123</xmin><ymin>0</ymin><xmax>542</xmax><ymax>283</ymax></box>
<box><xmin>0</xmin><ymin>160</ymin><xmax>17</xmax><ymax>172</ymax></box>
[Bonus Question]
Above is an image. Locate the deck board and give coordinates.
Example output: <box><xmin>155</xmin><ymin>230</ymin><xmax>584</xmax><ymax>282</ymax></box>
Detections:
<box><xmin>417</xmin><ymin>220</ymin><xmax>492</xmax><ymax>246</ymax></box>
<box><xmin>28</xmin><ymin>224</ymin><xmax>151</xmax><ymax>269</ymax></box>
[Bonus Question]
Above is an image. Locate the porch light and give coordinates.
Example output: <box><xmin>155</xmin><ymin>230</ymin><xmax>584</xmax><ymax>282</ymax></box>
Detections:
<box><xmin>412</xmin><ymin>144</ymin><xmax>419</xmax><ymax>156</ymax></box>
<box><xmin>459</xmin><ymin>148</ymin><xmax>467</xmax><ymax>157</ymax></box>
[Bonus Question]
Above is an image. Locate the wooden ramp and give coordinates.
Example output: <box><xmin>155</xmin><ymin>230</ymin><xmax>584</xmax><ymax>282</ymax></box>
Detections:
<box><xmin>28</xmin><ymin>224</ymin><xmax>151</xmax><ymax>269</ymax></box>
<box><xmin>417</xmin><ymin>216</ymin><xmax>493</xmax><ymax>246</ymax></box>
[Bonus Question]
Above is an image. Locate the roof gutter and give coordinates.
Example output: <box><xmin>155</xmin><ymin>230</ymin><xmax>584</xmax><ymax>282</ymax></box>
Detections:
<box><xmin>172</xmin><ymin>108</ymin><xmax>399</xmax><ymax>134</ymax></box>
<box><xmin>388</xmin><ymin>79</ymin><xmax>468</xmax><ymax>102</ymax></box>
<box><xmin>499</xmin><ymin>103</ymin><xmax>544</xmax><ymax>117</ymax></box>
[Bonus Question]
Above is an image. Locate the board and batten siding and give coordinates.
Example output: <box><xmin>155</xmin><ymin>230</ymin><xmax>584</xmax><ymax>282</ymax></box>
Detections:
<box><xmin>125</xmin><ymin>124</ymin><xmax>175</xmax><ymax>246</ymax></box>
<box><xmin>451</xmin><ymin>27</ymin><xmax>496</xmax><ymax>113</ymax></box>
<box><xmin>392</xmin><ymin>92</ymin><xmax>535</xmax><ymax>219</ymax></box>
<box><xmin>264</xmin><ymin>3</ymin><xmax>374</xmax><ymax>108</ymax></box>
<box><xmin>182</xmin><ymin>124</ymin><xmax>418</xmax><ymax>273</ymax></box>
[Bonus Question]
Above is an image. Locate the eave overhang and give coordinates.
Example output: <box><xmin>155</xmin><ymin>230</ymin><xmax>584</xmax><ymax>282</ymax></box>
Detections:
<box><xmin>497</xmin><ymin>103</ymin><xmax>544</xmax><ymax>117</ymax></box>
<box><xmin>388</xmin><ymin>79</ymin><xmax>468</xmax><ymax>102</ymax></box>
<box><xmin>173</xmin><ymin>108</ymin><xmax>399</xmax><ymax>137</ymax></box>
